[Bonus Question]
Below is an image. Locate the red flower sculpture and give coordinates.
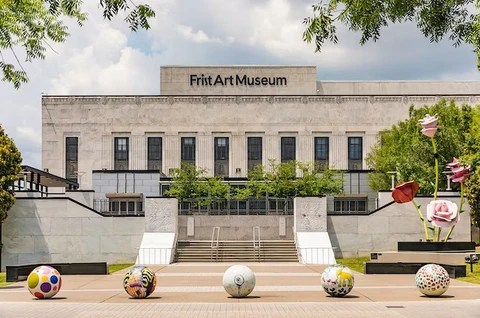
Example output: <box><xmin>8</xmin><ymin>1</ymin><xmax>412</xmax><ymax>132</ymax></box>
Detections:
<box><xmin>392</xmin><ymin>181</ymin><xmax>420</xmax><ymax>204</ymax></box>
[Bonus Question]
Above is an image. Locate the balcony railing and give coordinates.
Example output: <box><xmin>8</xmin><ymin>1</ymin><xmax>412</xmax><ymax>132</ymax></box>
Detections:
<box><xmin>178</xmin><ymin>197</ymin><xmax>293</xmax><ymax>216</ymax></box>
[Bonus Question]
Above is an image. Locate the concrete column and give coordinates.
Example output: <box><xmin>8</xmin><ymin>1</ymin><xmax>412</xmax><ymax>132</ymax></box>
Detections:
<box><xmin>138</xmin><ymin>197</ymin><xmax>178</xmax><ymax>264</ymax></box>
<box><xmin>144</xmin><ymin>197</ymin><xmax>178</xmax><ymax>233</ymax></box>
<box><xmin>293</xmin><ymin>197</ymin><xmax>327</xmax><ymax>232</ymax></box>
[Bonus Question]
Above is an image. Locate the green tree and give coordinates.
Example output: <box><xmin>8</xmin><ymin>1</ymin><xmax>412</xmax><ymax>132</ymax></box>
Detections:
<box><xmin>236</xmin><ymin>160</ymin><xmax>343</xmax><ymax>198</ymax></box>
<box><xmin>462</xmin><ymin>105</ymin><xmax>480</xmax><ymax>226</ymax></box>
<box><xmin>303</xmin><ymin>1</ymin><xmax>480</xmax><ymax>69</ymax></box>
<box><xmin>366</xmin><ymin>100</ymin><xmax>480</xmax><ymax>225</ymax></box>
<box><xmin>0</xmin><ymin>125</ymin><xmax>22</xmax><ymax>223</ymax></box>
<box><xmin>0</xmin><ymin>0</ymin><xmax>155</xmax><ymax>88</ymax></box>
<box><xmin>165</xmin><ymin>163</ymin><xmax>230</xmax><ymax>205</ymax></box>
<box><xmin>367</xmin><ymin>100</ymin><xmax>472</xmax><ymax>194</ymax></box>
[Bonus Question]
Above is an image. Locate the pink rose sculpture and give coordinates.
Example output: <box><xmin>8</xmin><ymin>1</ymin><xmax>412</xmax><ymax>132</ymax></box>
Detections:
<box><xmin>419</xmin><ymin>114</ymin><xmax>438</xmax><ymax>138</ymax></box>
<box><xmin>446</xmin><ymin>157</ymin><xmax>471</xmax><ymax>183</ymax></box>
<box><xmin>426</xmin><ymin>200</ymin><xmax>459</xmax><ymax>228</ymax></box>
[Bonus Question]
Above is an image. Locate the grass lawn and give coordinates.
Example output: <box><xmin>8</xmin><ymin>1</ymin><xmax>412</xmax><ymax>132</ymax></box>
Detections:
<box><xmin>108</xmin><ymin>264</ymin><xmax>133</xmax><ymax>274</ymax></box>
<box><xmin>336</xmin><ymin>253</ymin><xmax>480</xmax><ymax>285</ymax></box>
<box><xmin>336</xmin><ymin>256</ymin><xmax>369</xmax><ymax>273</ymax></box>
<box><xmin>0</xmin><ymin>272</ymin><xmax>11</xmax><ymax>288</ymax></box>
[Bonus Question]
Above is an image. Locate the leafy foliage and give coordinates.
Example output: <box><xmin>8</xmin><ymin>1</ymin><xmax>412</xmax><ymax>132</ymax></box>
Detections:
<box><xmin>303</xmin><ymin>1</ymin><xmax>480</xmax><ymax>69</ymax></box>
<box><xmin>366</xmin><ymin>100</ymin><xmax>472</xmax><ymax>194</ymax></box>
<box><xmin>463</xmin><ymin>105</ymin><xmax>480</xmax><ymax>226</ymax></box>
<box><xmin>165</xmin><ymin>161</ymin><xmax>343</xmax><ymax>203</ymax></box>
<box><xmin>165</xmin><ymin>163</ymin><xmax>230</xmax><ymax>206</ymax></box>
<box><xmin>0</xmin><ymin>0</ymin><xmax>155</xmax><ymax>88</ymax></box>
<box><xmin>0</xmin><ymin>125</ymin><xmax>22</xmax><ymax>223</ymax></box>
<box><xmin>236</xmin><ymin>160</ymin><xmax>343</xmax><ymax>199</ymax></box>
<box><xmin>366</xmin><ymin>100</ymin><xmax>480</xmax><ymax>225</ymax></box>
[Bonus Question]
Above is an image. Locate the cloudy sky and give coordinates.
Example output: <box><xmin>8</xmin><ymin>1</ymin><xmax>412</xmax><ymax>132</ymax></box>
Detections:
<box><xmin>1</xmin><ymin>0</ymin><xmax>479</xmax><ymax>168</ymax></box>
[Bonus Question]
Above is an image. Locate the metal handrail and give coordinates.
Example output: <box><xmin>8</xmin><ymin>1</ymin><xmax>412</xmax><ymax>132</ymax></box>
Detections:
<box><xmin>253</xmin><ymin>226</ymin><xmax>261</xmax><ymax>261</ymax></box>
<box><xmin>211</xmin><ymin>226</ymin><xmax>220</xmax><ymax>261</ymax></box>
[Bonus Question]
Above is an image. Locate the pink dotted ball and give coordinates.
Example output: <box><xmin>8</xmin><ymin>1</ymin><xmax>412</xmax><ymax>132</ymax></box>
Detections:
<box><xmin>27</xmin><ymin>265</ymin><xmax>62</xmax><ymax>299</ymax></box>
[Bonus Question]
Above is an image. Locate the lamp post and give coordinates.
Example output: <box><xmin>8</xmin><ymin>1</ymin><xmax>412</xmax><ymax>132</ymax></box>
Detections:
<box><xmin>387</xmin><ymin>171</ymin><xmax>397</xmax><ymax>190</ymax></box>
<box><xmin>442</xmin><ymin>170</ymin><xmax>452</xmax><ymax>191</ymax></box>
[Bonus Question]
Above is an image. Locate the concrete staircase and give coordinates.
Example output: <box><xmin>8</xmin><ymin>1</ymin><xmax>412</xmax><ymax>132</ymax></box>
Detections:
<box><xmin>175</xmin><ymin>240</ymin><xmax>299</xmax><ymax>262</ymax></box>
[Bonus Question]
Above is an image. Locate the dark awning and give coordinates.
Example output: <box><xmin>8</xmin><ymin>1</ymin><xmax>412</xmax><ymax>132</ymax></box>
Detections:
<box><xmin>19</xmin><ymin>165</ymin><xmax>79</xmax><ymax>189</ymax></box>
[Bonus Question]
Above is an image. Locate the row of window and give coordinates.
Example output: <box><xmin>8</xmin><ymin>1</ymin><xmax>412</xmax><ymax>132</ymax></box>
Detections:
<box><xmin>65</xmin><ymin>136</ymin><xmax>363</xmax><ymax>182</ymax></box>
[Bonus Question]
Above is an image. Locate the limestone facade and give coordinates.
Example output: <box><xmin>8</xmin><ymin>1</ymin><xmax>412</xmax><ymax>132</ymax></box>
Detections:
<box><xmin>42</xmin><ymin>66</ymin><xmax>480</xmax><ymax>193</ymax></box>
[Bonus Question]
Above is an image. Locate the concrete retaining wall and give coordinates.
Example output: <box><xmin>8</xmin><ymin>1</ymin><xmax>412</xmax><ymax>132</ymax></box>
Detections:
<box><xmin>2</xmin><ymin>196</ymin><xmax>472</xmax><ymax>269</ymax></box>
<box><xmin>328</xmin><ymin>196</ymin><xmax>471</xmax><ymax>258</ymax></box>
<box><xmin>177</xmin><ymin>215</ymin><xmax>294</xmax><ymax>240</ymax></box>
<box><xmin>1</xmin><ymin>198</ymin><xmax>144</xmax><ymax>271</ymax></box>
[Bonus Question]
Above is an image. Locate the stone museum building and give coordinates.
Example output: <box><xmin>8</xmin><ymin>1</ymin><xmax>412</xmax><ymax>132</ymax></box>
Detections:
<box><xmin>1</xmin><ymin>66</ymin><xmax>477</xmax><ymax>269</ymax></box>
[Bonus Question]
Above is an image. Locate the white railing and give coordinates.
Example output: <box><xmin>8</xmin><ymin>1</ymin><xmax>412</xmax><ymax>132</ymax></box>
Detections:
<box><xmin>136</xmin><ymin>247</ymin><xmax>173</xmax><ymax>265</ymax></box>
<box><xmin>297</xmin><ymin>247</ymin><xmax>337</xmax><ymax>265</ymax></box>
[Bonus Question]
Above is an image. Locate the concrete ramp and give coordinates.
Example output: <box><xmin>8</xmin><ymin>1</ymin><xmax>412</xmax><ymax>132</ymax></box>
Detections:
<box><xmin>136</xmin><ymin>233</ymin><xmax>176</xmax><ymax>265</ymax></box>
<box><xmin>296</xmin><ymin>232</ymin><xmax>336</xmax><ymax>264</ymax></box>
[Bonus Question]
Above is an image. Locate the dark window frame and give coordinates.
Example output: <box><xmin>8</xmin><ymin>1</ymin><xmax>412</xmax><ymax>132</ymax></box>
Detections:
<box><xmin>181</xmin><ymin>137</ymin><xmax>196</xmax><ymax>166</ymax></box>
<box><xmin>147</xmin><ymin>137</ymin><xmax>162</xmax><ymax>170</ymax></box>
<box><xmin>314</xmin><ymin>137</ymin><xmax>329</xmax><ymax>170</ymax></box>
<box><xmin>281</xmin><ymin>137</ymin><xmax>296</xmax><ymax>162</ymax></box>
<box><xmin>114</xmin><ymin>137</ymin><xmax>129</xmax><ymax>170</ymax></box>
<box><xmin>214</xmin><ymin>137</ymin><xmax>229</xmax><ymax>177</ymax></box>
<box><xmin>348</xmin><ymin>136</ymin><xmax>363</xmax><ymax>170</ymax></box>
<box><xmin>65</xmin><ymin>137</ymin><xmax>78</xmax><ymax>182</ymax></box>
<box><xmin>247</xmin><ymin>137</ymin><xmax>262</xmax><ymax>171</ymax></box>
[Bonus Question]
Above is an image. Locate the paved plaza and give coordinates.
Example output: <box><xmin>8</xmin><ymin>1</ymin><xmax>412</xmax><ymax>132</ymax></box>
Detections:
<box><xmin>0</xmin><ymin>263</ymin><xmax>479</xmax><ymax>317</ymax></box>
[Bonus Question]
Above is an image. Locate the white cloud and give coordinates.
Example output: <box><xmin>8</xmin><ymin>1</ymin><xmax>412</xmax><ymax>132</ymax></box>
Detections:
<box><xmin>178</xmin><ymin>25</ymin><xmax>222</xmax><ymax>44</ymax></box>
<box><xmin>1</xmin><ymin>0</ymin><xmax>480</xmax><ymax>169</ymax></box>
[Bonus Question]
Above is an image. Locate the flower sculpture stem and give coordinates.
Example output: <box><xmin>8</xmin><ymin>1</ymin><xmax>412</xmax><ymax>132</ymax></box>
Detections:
<box><xmin>412</xmin><ymin>200</ymin><xmax>430</xmax><ymax>241</ymax></box>
<box><xmin>431</xmin><ymin>138</ymin><xmax>439</xmax><ymax>201</ymax></box>
<box><xmin>443</xmin><ymin>183</ymin><xmax>464</xmax><ymax>242</ymax></box>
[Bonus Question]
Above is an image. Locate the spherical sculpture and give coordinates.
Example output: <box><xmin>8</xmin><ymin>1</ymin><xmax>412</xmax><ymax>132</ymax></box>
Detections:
<box><xmin>222</xmin><ymin>265</ymin><xmax>256</xmax><ymax>297</ymax></box>
<box><xmin>320</xmin><ymin>264</ymin><xmax>355</xmax><ymax>297</ymax></box>
<box><xmin>123</xmin><ymin>266</ymin><xmax>157</xmax><ymax>298</ymax></box>
<box><xmin>415</xmin><ymin>264</ymin><xmax>450</xmax><ymax>297</ymax></box>
<box><xmin>27</xmin><ymin>265</ymin><xmax>62</xmax><ymax>299</ymax></box>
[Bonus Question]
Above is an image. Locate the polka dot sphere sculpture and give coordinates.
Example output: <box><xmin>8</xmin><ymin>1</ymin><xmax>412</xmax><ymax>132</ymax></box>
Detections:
<box><xmin>222</xmin><ymin>265</ymin><xmax>256</xmax><ymax>298</ymax></box>
<box><xmin>27</xmin><ymin>265</ymin><xmax>62</xmax><ymax>299</ymax></box>
<box><xmin>320</xmin><ymin>264</ymin><xmax>355</xmax><ymax>297</ymax></box>
<box><xmin>415</xmin><ymin>264</ymin><xmax>450</xmax><ymax>297</ymax></box>
<box><xmin>123</xmin><ymin>266</ymin><xmax>157</xmax><ymax>298</ymax></box>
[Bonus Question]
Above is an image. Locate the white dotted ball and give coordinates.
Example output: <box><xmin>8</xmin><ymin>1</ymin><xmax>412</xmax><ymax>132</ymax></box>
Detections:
<box><xmin>415</xmin><ymin>264</ymin><xmax>450</xmax><ymax>297</ymax></box>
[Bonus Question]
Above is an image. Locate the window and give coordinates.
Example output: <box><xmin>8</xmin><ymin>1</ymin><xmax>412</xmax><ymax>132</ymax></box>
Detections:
<box><xmin>348</xmin><ymin>137</ymin><xmax>363</xmax><ymax>170</ymax></box>
<box><xmin>114</xmin><ymin>137</ymin><xmax>129</xmax><ymax>170</ymax></box>
<box><xmin>247</xmin><ymin>137</ymin><xmax>262</xmax><ymax>171</ymax></box>
<box><xmin>108</xmin><ymin>199</ymin><xmax>143</xmax><ymax>215</ymax></box>
<box><xmin>214</xmin><ymin>137</ymin><xmax>229</xmax><ymax>177</ymax></box>
<box><xmin>65</xmin><ymin>137</ymin><xmax>78</xmax><ymax>182</ymax></box>
<box><xmin>281</xmin><ymin>137</ymin><xmax>296</xmax><ymax>162</ymax></box>
<box><xmin>147</xmin><ymin>137</ymin><xmax>162</xmax><ymax>171</ymax></box>
<box><xmin>333</xmin><ymin>197</ymin><xmax>367</xmax><ymax>214</ymax></box>
<box><xmin>314</xmin><ymin>137</ymin><xmax>329</xmax><ymax>170</ymax></box>
<box><xmin>181</xmin><ymin>137</ymin><xmax>195</xmax><ymax>166</ymax></box>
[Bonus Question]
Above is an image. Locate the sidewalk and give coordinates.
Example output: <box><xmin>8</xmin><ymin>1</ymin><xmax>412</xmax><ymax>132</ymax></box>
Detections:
<box><xmin>0</xmin><ymin>262</ymin><xmax>479</xmax><ymax>317</ymax></box>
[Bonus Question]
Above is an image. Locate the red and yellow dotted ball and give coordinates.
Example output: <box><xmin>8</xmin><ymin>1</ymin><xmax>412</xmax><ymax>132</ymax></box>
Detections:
<box><xmin>27</xmin><ymin>265</ymin><xmax>62</xmax><ymax>299</ymax></box>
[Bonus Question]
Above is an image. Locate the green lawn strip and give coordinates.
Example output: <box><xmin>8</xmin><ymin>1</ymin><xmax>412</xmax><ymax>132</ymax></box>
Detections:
<box><xmin>0</xmin><ymin>272</ymin><xmax>12</xmax><ymax>288</ymax></box>
<box><xmin>108</xmin><ymin>264</ymin><xmax>134</xmax><ymax>274</ymax></box>
<box><xmin>457</xmin><ymin>262</ymin><xmax>480</xmax><ymax>284</ymax></box>
<box><xmin>336</xmin><ymin>256</ymin><xmax>369</xmax><ymax>273</ymax></box>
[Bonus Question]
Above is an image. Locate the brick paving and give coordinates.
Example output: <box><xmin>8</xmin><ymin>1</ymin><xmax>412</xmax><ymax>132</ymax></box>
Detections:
<box><xmin>0</xmin><ymin>262</ymin><xmax>479</xmax><ymax>317</ymax></box>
